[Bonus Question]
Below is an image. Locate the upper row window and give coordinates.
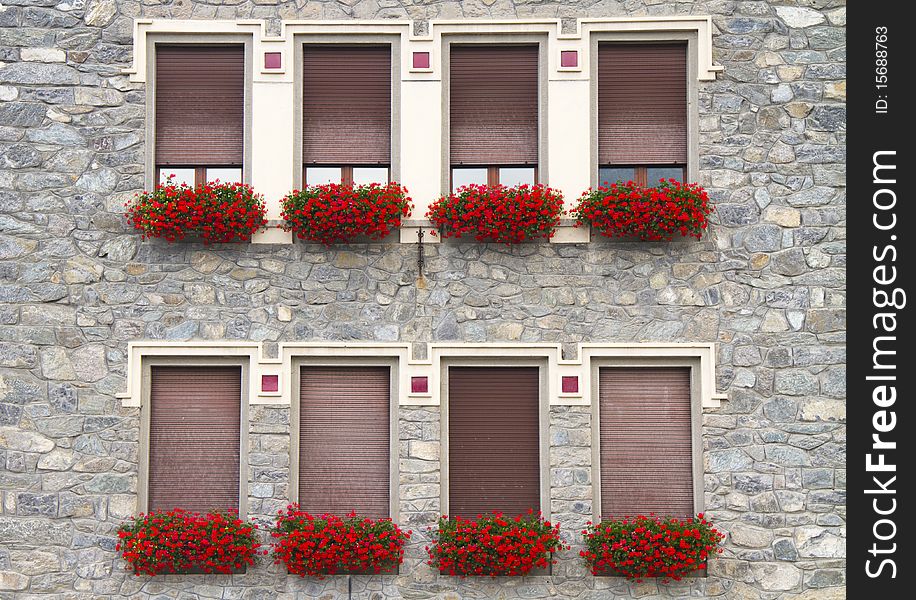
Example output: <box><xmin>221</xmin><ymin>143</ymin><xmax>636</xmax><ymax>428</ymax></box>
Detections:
<box><xmin>449</xmin><ymin>45</ymin><xmax>539</xmax><ymax>191</ymax></box>
<box><xmin>154</xmin><ymin>42</ymin><xmax>688</xmax><ymax>189</ymax></box>
<box><xmin>597</xmin><ymin>43</ymin><xmax>688</xmax><ymax>186</ymax></box>
<box><xmin>155</xmin><ymin>45</ymin><xmax>245</xmax><ymax>186</ymax></box>
<box><xmin>302</xmin><ymin>45</ymin><xmax>392</xmax><ymax>186</ymax></box>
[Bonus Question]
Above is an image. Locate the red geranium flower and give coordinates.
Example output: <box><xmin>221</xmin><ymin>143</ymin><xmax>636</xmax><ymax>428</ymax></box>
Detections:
<box><xmin>271</xmin><ymin>504</ymin><xmax>411</xmax><ymax>579</ymax></box>
<box><xmin>426</xmin><ymin>184</ymin><xmax>565</xmax><ymax>244</ymax></box>
<box><xmin>116</xmin><ymin>509</ymin><xmax>260</xmax><ymax>576</ymax></box>
<box><xmin>570</xmin><ymin>179</ymin><xmax>712</xmax><ymax>241</ymax></box>
<box><xmin>426</xmin><ymin>511</ymin><xmax>567</xmax><ymax>577</ymax></box>
<box><xmin>280</xmin><ymin>182</ymin><xmax>412</xmax><ymax>245</ymax></box>
<box><xmin>580</xmin><ymin>513</ymin><xmax>724</xmax><ymax>582</ymax></box>
<box><xmin>125</xmin><ymin>178</ymin><xmax>267</xmax><ymax>244</ymax></box>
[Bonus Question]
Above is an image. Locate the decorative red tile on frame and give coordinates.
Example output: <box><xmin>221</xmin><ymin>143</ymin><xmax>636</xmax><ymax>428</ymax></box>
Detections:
<box><xmin>264</xmin><ymin>52</ymin><xmax>282</xmax><ymax>69</ymax></box>
<box><xmin>261</xmin><ymin>374</ymin><xmax>279</xmax><ymax>393</ymax></box>
<box><xmin>411</xmin><ymin>376</ymin><xmax>429</xmax><ymax>394</ymax></box>
<box><xmin>560</xmin><ymin>50</ymin><xmax>578</xmax><ymax>68</ymax></box>
<box><xmin>412</xmin><ymin>51</ymin><xmax>430</xmax><ymax>69</ymax></box>
<box><xmin>561</xmin><ymin>375</ymin><xmax>579</xmax><ymax>394</ymax></box>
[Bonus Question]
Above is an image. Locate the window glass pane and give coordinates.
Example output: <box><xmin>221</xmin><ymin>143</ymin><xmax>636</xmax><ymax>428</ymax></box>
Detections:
<box><xmin>159</xmin><ymin>168</ymin><xmax>195</xmax><ymax>187</ymax></box>
<box><xmin>352</xmin><ymin>167</ymin><xmax>389</xmax><ymax>186</ymax></box>
<box><xmin>206</xmin><ymin>168</ymin><xmax>242</xmax><ymax>184</ymax></box>
<box><xmin>452</xmin><ymin>168</ymin><xmax>488</xmax><ymax>191</ymax></box>
<box><xmin>647</xmin><ymin>167</ymin><xmax>685</xmax><ymax>184</ymax></box>
<box><xmin>306</xmin><ymin>167</ymin><xmax>342</xmax><ymax>185</ymax></box>
<box><xmin>598</xmin><ymin>167</ymin><xmax>635</xmax><ymax>186</ymax></box>
<box><xmin>498</xmin><ymin>167</ymin><xmax>536</xmax><ymax>187</ymax></box>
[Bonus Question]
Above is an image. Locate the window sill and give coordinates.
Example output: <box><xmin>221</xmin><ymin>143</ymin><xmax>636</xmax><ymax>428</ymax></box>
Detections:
<box><xmin>251</xmin><ymin>222</ymin><xmax>598</xmax><ymax>245</ymax></box>
<box><xmin>287</xmin><ymin>564</ymin><xmax>400</xmax><ymax>577</ymax></box>
<box><xmin>145</xmin><ymin>565</ymin><xmax>248</xmax><ymax>576</ymax></box>
<box><xmin>590</xmin><ymin>563</ymin><xmax>708</xmax><ymax>579</ymax></box>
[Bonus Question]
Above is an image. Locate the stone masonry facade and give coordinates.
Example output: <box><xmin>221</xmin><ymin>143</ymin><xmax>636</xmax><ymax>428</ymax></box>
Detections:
<box><xmin>0</xmin><ymin>1</ymin><xmax>845</xmax><ymax>598</ymax></box>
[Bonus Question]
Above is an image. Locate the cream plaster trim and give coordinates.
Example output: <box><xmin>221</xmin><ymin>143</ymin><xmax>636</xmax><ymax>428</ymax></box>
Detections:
<box><xmin>119</xmin><ymin>342</ymin><xmax>726</xmax><ymax>409</ymax></box>
<box><xmin>126</xmin><ymin>18</ymin><xmax>721</xmax><ymax>83</ymax></box>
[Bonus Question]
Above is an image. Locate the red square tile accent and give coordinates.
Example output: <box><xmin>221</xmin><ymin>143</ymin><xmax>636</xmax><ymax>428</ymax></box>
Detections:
<box><xmin>264</xmin><ymin>52</ymin><xmax>282</xmax><ymax>69</ymax></box>
<box><xmin>411</xmin><ymin>376</ymin><xmax>429</xmax><ymax>394</ymax></box>
<box><xmin>261</xmin><ymin>374</ymin><xmax>279</xmax><ymax>393</ymax></box>
<box><xmin>561</xmin><ymin>375</ymin><xmax>579</xmax><ymax>394</ymax></box>
<box><xmin>413</xmin><ymin>51</ymin><xmax>430</xmax><ymax>69</ymax></box>
<box><xmin>560</xmin><ymin>50</ymin><xmax>578</xmax><ymax>68</ymax></box>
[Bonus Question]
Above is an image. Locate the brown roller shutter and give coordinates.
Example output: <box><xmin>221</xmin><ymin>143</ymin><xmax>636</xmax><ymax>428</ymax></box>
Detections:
<box><xmin>450</xmin><ymin>45</ymin><xmax>539</xmax><ymax>165</ymax></box>
<box><xmin>148</xmin><ymin>366</ymin><xmax>241</xmax><ymax>512</ymax></box>
<box><xmin>598</xmin><ymin>44</ymin><xmax>687</xmax><ymax>165</ymax></box>
<box><xmin>155</xmin><ymin>45</ymin><xmax>244</xmax><ymax>166</ymax></box>
<box><xmin>302</xmin><ymin>45</ymin><xmax>391</xmax><ymax>165</ymax></box>
<box><xmin>449</xmin><ymin>367</ymin><xmax>540</xmax><ymax>518</ymax></box>
<box><xmin>299</xmin><ymin>366</ymin><xmax>390</xmax><ymax>518</ymax></box>
<box><xmin>599</xmin><ymin>367</ymin><xmax>694</xmax><ymax>519</ymax></box>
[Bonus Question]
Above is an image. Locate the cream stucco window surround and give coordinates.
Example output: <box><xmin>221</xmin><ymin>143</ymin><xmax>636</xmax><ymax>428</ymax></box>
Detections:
<box><xmin>126</xmin><ymin>18</ymin><xmax>720</xmax><ymax>245</ymax></box>
<box><xmin>119</xmin><ymin>341</ymin><xmax>726</xmax><ymax>408</ymax></box>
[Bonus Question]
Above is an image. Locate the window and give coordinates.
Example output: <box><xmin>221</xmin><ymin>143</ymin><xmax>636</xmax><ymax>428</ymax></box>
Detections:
<box><xmin>597</xmin><ymin>367</ymin><xmax>695</xmax><ymax>518</ymax></box>
<box><xmin>302</xmin><ymin>45</ymin><xmax>391</xmax><ymax>186</ymax></box>
<box><xmin>145</xmin><ymin>365</ymin><xmax>243</xmax><ymax>513</ymax></box>
<box><xmin>446</xmin><ymin>366</ymin><xmax>541</xmax><ymax>518</ymax></box>
<box><xmin>449</xmin><ymin>45</ymin><xmax>539</xmax><ymax>191</ymax></box>
<box><xmin>154</xmin><ymin>45</ymin><xmax>245</xmax><ymax>186</ymax></box>
<box><xmin>597</xmin><ymin>44</ymin><xmax>688</xmax><ymax>186</ymax></box>
<box><xmin>296</xmin><ymin>366</ymin><xmax>392</xmax><ymax>518</ymax></box>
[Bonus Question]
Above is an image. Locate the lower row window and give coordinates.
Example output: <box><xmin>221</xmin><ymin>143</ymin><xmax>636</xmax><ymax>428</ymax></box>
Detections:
<box><xmin>447</xmin><ymin>366</ymin><xmax>542</xmax><ymax>517</ymax></box>
<box><xmin>144</xmin><ymin>364</ymin><xmax>695</xmax><ymax>521</ymax></box>
<box><xmin>296</xmin><ymin>365</ymin><xmax>391</xmax><ymax>518</ymax></box>
<box><xmin>147</xmin><ymin>365</ymin><xmax>242</xmax><ymax>513</ymax></box>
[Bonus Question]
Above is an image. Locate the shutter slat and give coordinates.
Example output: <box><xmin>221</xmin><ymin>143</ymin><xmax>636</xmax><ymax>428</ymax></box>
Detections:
<box><xmin>449</xmin><ymin>367</ymin><xmax>540</xmax><ymax>518</ymax></box>
<box><xmin>155</xmin><ymin>46</ymin><xmax>244</xmax><ymax>166</ymax></box>
<box><xmin>302</xmin><ymin>46</ymin><xmax>391</xmax><ymax>165</ymax></box>
<box><xmin>599</xmin><ymin>367</ymin><xmax>694</xmax><ymax>519</ymax></box>
<box><xmin>450</xmin><ymin>46</ymin><xmax>539</xmax><ymax>165</ymax></box>
<box><xmin>598</xmin><ymin>44</ymin><xmax>687</xmax><ymax>165</ymax></box>
<box><xmin>299</xmin><ymin>366</ymin><xmax>390</xmax><ymax>518</ymax></box>
<box><xmin>149</xmin><ymin>366</ymin><xmax>241</xmax><ymax>513</ymax></box>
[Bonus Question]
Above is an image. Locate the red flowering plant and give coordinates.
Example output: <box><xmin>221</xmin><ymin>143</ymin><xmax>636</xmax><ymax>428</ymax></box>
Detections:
<box><xmin>571</xmin><ymin>179</ymin><xmax>712</xmax><ymax>241</ymax></box>
<box><xmin>280</xmin><ymin>182</ymin><xmax>412</xmax><ymax>245</ymax></box>
<box><xmin>426</xmin><ymin>184</ymin><xmax>565</xmax><ymax>244</ymax></box>
<box><xmin>115</xmin><ymin>509</ymin><xmax>260</xmax><ymax>576</ymax></box>
<box><xmin>271</xmin><ymin>505</ymin><xmax>411</xmax><ymax>578</ymax></box>
<box><xmin>126</xmin><ymin>178</ymin><xmax>267</xmax><ymax>243</ymax></box>
<box><xmin>426</xmin><ymin>511</ymin><xmax>567</xmax><ymax>577</ymax></box>
<box><xmin>580</xmin><ymin>513</ymin><xmax>724</xmax><ymax>582</ymax></box>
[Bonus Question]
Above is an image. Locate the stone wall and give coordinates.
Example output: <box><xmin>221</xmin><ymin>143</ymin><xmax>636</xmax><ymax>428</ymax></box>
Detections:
<box><xmin>0</xmin><ymin>0</ymin><xmax>845</xmax><ymax>598</ymax></box>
